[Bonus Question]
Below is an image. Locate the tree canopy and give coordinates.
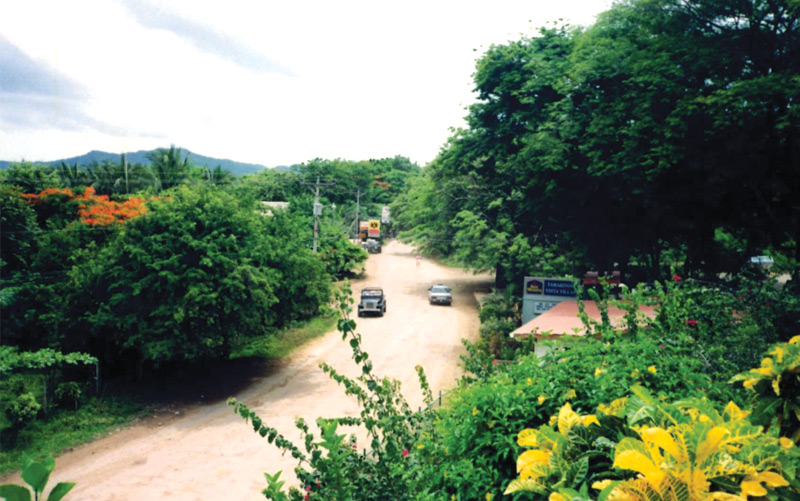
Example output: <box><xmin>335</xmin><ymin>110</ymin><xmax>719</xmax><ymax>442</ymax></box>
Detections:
<box><xmin>392</xmin><ymin>0</ymin><xmax>800</xmax><ymax>287</ymax></box>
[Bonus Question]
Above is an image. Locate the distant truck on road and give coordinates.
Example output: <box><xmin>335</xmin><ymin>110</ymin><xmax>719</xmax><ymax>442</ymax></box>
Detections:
<box><xmin>358</xmin><ymin>287</ymin><xmax>386</xmax><ymax>317</ymax></box>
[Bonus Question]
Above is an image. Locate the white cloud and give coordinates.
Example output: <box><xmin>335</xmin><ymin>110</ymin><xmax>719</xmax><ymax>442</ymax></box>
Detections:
<box><xmin>0</xmin><ymin>0</ymin><xmax>612</xmax><ymax>166</ymax></box>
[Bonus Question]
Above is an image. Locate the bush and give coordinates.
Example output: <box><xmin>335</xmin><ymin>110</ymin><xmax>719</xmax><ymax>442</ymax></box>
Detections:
<box><xmin>230</xmin><ymin>283</ymin><xmax>438</xmax><ymax>500</ymax></box>
<box><xmin>506</xmin><ymin>386</ymin><xmax>800</xmax><ymax>500</ymax></box>
<box><xmin>6</xmin><ymin>393</ymin><xmax>40</xmax><ymax>427</ymax></box>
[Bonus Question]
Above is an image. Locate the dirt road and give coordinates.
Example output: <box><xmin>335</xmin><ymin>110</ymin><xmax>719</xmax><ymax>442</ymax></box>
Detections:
<box><xmin>7</xmin><ymin>241</ymin><xmax>492</xmax><ymax>500</ymax></box>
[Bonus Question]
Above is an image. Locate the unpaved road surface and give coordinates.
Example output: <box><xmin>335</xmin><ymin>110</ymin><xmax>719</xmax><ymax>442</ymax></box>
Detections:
<box><xmin>4</xmin><ymin>241</ymin><xmax>492</xmax><ymax>500</ymax></box>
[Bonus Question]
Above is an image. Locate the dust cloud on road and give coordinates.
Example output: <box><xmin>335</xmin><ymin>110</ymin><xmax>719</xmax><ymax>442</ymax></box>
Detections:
<box><xmin>6</xmin><ymin>241</ymin><xmax>493</xmax><ymax>500</ymax></box>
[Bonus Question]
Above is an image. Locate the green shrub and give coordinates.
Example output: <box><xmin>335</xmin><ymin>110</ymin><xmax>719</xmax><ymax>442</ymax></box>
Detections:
<box><xmin>6</xmin><ymin>393</ymin><xmax>40</xmax><ymax>426</ymax></box>
<box><xmin>230</xmin><ymin>282</ymin><xmax>439</xmax><ymax>500</ymax></box>
<box><xmin>506</xmin><ymin>386</ymin><xmax>800</xmax><ymax>500</ymax></box>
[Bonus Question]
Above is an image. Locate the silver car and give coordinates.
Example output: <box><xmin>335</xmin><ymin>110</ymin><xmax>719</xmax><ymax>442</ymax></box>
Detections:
<box><xmin>428</xmin><ymin>284</ymin><xmax>452</xmax><ymax>306</ymax></box>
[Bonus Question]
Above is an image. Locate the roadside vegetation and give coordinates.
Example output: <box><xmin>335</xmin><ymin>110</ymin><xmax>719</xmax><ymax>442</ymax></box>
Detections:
<box><xmin>2</xmin><ymin>0</ymin><xmax>799</xmax><ymax>498</ymax></box>
<box><xmin>222</xmin><ymin>0</ymin><xmax>799</xmax><ymax>499</ymax></box>
<box><xmin>0</xmin><ymin>152</ymin><xmax>420</xmax><ymax>474</ymax></box>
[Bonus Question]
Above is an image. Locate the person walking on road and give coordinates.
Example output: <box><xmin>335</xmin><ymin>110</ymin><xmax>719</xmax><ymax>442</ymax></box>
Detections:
<box><xmin>416</xmin><ymin>254</ymin><xmax>421</xmax><ymax>267</ymax></box>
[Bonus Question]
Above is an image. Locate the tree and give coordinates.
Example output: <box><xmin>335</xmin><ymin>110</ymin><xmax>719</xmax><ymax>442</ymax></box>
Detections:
<box><xmin>0</xmin><ymin>186</ymin><xmax>39</xmax><ymax>274</ymax></box>
<box><xmin>1</xmin><ymin>162</ymin><xmax>59</xmax><ymax>193</ymax></box>
<box><xmin>394</xmin><ymin>0</ymin><xmax>800</xmax><ymax>283</ymax></box>
<box><xmin>147</xmin><ymin>145</ymin><xmax>191</xmax><ymax>192</ymax></box>
<box><xmin>69</xmin><ymin>185</ymin><xmax>333</xmax><ymax>377</ymax></box>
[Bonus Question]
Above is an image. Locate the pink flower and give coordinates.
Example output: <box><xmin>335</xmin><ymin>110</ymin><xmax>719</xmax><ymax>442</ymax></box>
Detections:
<box><xmin>402</xmin><ymin>449</ymin><xmax>409</xmax><ymax>457</ymax></box>
<box><xmin>352</xmin><ymin>444</ymin><xmax>358</xmax><ymax>450</ymax></box>
<box><xmin>686</xmin><ymin>320</ymin><xmax>698</xmax><ymax>327</ymax></box>
<box><xmin>492</xmin><ymin>359</ymin><xmax>499</xmax><ymax>366</ymax></box>
<box><xmin>672</xmin><ymin>274</ymin><xmax>682</xmax><ymax>281</ymax></box>
<box><xmin>659</xmin><ymin>343</ymin><xmax>665</xmax><ymax>350</ymax></box>
<box><xmin>305</xmin><ymin>486</ymin><xmax>312</xmax><ymax>491</ymax></box>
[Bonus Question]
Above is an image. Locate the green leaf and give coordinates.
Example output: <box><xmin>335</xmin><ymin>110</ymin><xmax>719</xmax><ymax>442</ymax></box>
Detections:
<box><xmin>20</xmin><ymin>462</ymin><xmax>50</xmax><ymax>494</ymax></box>
<box><xmin>46</xmin><ymin>483</ymin><xmax>75</xmax><ymax>501</ymax></box>
<box><xmin>0</xmin><ymin>484</ymin><xmax>32</xmax><ymax>501</ymax></box>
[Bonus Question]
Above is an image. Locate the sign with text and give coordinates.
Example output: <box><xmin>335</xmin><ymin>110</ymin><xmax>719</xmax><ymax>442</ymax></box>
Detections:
<box><xmin>524</xmin><ymin>278</ymin><xmax>576</xmax><ymax>297</ymax></box>
<box><xmin>368</xmin><ymin>219</ymin><xmax>381</xmax><ymax>237</ymax></box>
<box><xmin>521</xmin><ymin>276</ymin><xmax>577</xmax><ymax>324</ymax></box>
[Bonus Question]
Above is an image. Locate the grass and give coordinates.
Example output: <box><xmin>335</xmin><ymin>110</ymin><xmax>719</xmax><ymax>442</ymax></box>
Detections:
<box><xmin>0</xmin><ymin>395</ymin><xmax>145</xmax><ymax>477</ymax></box>
<box><xmin>1</xmin><ymin>314</ymin><xmax>338</xmax><ymax>479</ymax></box>
<box><xmin>232</xmin><ymin>313</ymin><xmax>338</xmax><ymax>360</ymax></box>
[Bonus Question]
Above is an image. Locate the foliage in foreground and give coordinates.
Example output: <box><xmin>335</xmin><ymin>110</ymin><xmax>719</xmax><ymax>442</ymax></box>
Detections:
<box><xmin>0</xmin><ymin>454</ymin><xmax>74</xmax><ymax>501</ymax></box>
<box><xmin>230</xmin><ymin>282</ymin><xmax>438</xmax><ymax>500</ymax></box>
<box><xmin>506</xmin><ymin>386</ymin><xmax>799</xmax><ymax>500</ymax></box>
<box><xmin>505</xmin><ymin>334</ymin><xmax>800</xmax><ymax>500</ymax></box>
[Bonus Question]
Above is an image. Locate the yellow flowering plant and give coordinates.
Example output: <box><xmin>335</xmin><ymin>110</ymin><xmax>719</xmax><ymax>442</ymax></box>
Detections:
<box><xmin>504</xmin><ymin>402</ymin><xmax>621</xmax><ymax>498</ymax></box>
<box><xmin>730</xmin><ymin>335</ymin><xmax>800</xmax><ymax>443</ymax></box>
<box><xmin>507</xmin><ymin>384</ymin><xmax>800</xmax><ymax>500</ymax></box>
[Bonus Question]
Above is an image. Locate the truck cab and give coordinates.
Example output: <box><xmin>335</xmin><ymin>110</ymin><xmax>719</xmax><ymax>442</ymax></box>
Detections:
<box><xmin>358</xmin><ymin>287</ymin><xmax>386</xmax><ymax>317</ymax></box>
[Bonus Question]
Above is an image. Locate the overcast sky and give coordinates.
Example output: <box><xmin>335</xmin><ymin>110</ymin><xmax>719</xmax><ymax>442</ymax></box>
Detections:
<box><xmin>0</xmin><ymin>1</ymin><xmax>612</xmax><ymax>167</ymax></box>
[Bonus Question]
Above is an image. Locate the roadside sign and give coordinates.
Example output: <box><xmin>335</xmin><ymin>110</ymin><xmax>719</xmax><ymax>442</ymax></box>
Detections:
<box><xmin>521</xmin><ymin>277</ymin><xmax>576</xmax><ymax>324</ymax></box>
<box><xmin>368</xmin><ymin>219</ymin><xmax>381</xmax><ymax>237</ymax></box>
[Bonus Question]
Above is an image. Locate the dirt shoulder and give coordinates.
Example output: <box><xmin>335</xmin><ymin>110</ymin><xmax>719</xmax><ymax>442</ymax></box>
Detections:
<box><xmin>3</xmin><ymin>241</ymin><xmax>492</xmax><ymax>501</ymax></box>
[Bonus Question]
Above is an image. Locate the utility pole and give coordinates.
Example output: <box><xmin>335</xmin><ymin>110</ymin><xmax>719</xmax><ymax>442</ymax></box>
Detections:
<box><xmin>312</xmin><ymin>175</ymin><xmax>321</xmax><ymax>253</ymax></box>
<box><xmin>300</xmin><ymin>174</ymin><xmax>334</xmax><ymax>252</ymax></box>
<box><xmin>353</xmin><ymin>189</ymin><xmax>360</xmax><ymax>241</ymax></box>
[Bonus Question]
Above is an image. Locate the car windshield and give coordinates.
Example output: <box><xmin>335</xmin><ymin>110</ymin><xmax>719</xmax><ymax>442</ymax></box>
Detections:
<box><xmin>361</xmin><ymin>290</ymin><xmax>383</xmax><ymax>297</ymax></box>
<box><xmin>430</xmin><ymin>286</ymin><xmax>451</xmax><ymax>293</ymax></box>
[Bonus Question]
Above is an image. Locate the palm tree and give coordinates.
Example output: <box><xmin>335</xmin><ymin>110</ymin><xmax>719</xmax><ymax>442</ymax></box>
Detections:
<box><xmin>147</xmin><ymin>145</ymin><xmax>190</xmax><ymax>192</ymax></box>
<box><xmin>203</xmin><ymin>165</ymin><xmax>236</xmax><ymax>186</ymax></box>
<box><xmin>57</xmin><ymin>161</ymin><xmax>89</xmax><ymax>188</ymax></box>
<box><xmin>88</xmin><ymin>160</ymin><xmax>123</xmax><ymax>195</ymax></box>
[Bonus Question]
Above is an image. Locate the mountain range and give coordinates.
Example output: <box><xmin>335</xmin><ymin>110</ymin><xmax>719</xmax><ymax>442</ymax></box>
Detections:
<box><xmin>0</xmin><ymin>149</ymin><xmax>283</xmax><ymax>176</ymax></box>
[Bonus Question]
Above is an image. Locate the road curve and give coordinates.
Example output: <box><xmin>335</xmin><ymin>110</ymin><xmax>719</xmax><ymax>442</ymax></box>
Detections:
<box><xmin>4</xmin><ymin>241</ymin><xmax>493</xmax><ymax>500</ymax></box>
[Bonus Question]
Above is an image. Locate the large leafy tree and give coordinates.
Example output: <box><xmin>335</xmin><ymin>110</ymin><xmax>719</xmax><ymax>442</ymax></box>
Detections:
<box><xmin>0</xmin><ymin>162</ymin><xmax>59</xmax><ymax>193</ymax></box>
<box><xmin>394</xmin><ymin>0</ymin><xmax>800</xmax><ymax>284</ymax></box>
<box><xmin>79</xmin><ymin>186</ymin><xmax>286</xmax><ymax>373</ymax></box>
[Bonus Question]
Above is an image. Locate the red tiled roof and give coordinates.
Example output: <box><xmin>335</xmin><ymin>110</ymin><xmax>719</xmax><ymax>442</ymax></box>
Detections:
<box><xmin>510</xmin><ymin>300</ymin><xmax>657</xmax><ymax>338</ymax></box>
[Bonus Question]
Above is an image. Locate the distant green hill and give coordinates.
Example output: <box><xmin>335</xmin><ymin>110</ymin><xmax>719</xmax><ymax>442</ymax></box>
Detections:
<box><xmin>0</xmin><ymin>149</ymin><xmax>283</xmax><ymax>176</ymax></box>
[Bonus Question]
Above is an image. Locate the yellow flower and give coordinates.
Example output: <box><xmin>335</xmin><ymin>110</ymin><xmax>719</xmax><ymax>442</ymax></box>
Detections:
<box><xmin>566</xmin><ymin>389</ymin><xmax>577</xmax><ymax>400</ymax></box>
<box><xmin>451</xmin><ymin>495</ymin><xmax>456</xmax><ymax>500</ymax></box>
<box><xmin>516</xmin><ymin>389</ymin><xmax>523</xmax><ymax>396</ymax></box>
<box><xmin>770</xmin><ymin>346</ymin><xmax>787</xmax><ymax>363</ymax></box>
<box><xmin>740</xmin><ymin>471</ymin><xmax>789</xmax><ymax>498</ymax></box>
<box><xmin>549</xmin><ymin>493</ymin><xmax>567</xmax><ymax>501</ymax></box>
<box><xmin>472</xmin><ymin>407</ymin><xmax>479</xmax><ymax>416</ymax></box>
<box><xmin>549</xmin><ymin>415</ymin><xmax>558</xmax><ymax>426</ymax></box>
<box><xmin>780</xmin><ymin>437</ymin><xmax>794</xmax><ymax>449</ymax></box>
<box><xmin>743</xmin><ymin>378</ymin><xmax>758</xmax><ymax>389</ymax></box>
<box><xmin>648</xmin><ymin>365</ymin><xmax>657</xmax><ymax>374</ymax></box>
<box><xmin>526</xmin><ymin>377</ymin><xmax>533</xmax><ymax>386</ymax></box>
<box><xmin>631</xmin><ymin>369</ymin><xmax>640</xmax><ymax>378</ymax></box>
<box><xmin>417</xmin><ymin>444</ymin><xmax>424</xmax><ymax>449</ymax></box>
<box><xmin>582</xmin><ymin>414</ymin><xmax>600</xmax><ymax>427</ymax></box>
<box><xmin>486</xmin><ymin>493</ymin><xmax>493</xmax><ymax>501</ymax></box>
<box><xmin>594</xmin><ymin>367</ymin><xmax>605</xmax><ymax>376</ymax></box>
<box><xmin>538</xmin><ymin>394</ymin><xmax>548</xmax><ymax>405</ymax></box>
<box><xmin>789</xmin><ymin>335</ymin><xmax>799</xmax><ymax>344</ymax></box>
<box><xmin>592</xmin><ymin>480</ymin><xmax>613</xmax><ymax>490</ymax></box>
